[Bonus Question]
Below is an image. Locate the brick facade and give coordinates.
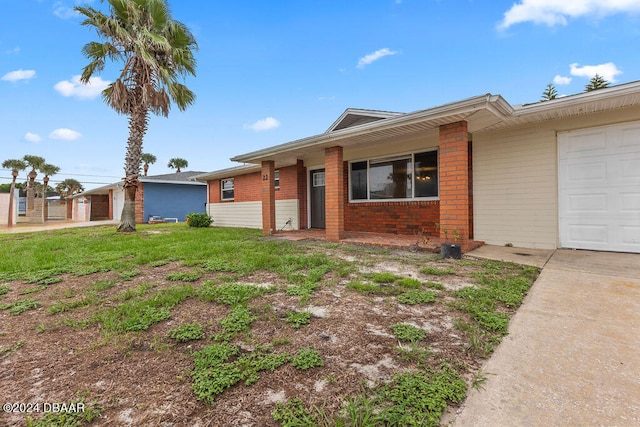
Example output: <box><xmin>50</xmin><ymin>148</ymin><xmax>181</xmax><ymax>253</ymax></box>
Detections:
<box><xmin>206</xmin><ymin>121</ymin><xmax>474</xmax><ymax>250</ymax></box>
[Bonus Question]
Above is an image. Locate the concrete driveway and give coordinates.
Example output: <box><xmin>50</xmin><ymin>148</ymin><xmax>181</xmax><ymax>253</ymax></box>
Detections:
<box><xmin>448</xmin><ymin>247</ymin><xmax>640</xmax><ymax>426</ymax></box>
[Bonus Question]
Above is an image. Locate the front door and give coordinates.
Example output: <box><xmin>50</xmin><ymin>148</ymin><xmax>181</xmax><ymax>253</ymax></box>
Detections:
<box><xmin>310</xmin><ymin>169</ymin><xmax>325</xmax><ymax>229</ymax></box>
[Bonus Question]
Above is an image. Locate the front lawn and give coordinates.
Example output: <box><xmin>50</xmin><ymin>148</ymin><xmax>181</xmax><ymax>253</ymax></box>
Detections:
<box><xmin>0</xmin><ymin>224</ymin><xmax>539</xmax><ymax>426</ymax></box>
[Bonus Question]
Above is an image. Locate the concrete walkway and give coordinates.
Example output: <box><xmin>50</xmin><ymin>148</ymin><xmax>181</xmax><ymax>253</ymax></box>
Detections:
<box><xmin>0</xmin><ymin>220</ymin><xmax>118</xmax><ymax>234</ymax></box>
<box><xmin>447</xmin><ymin>247</ymin><xmax>640</xmax><ymax>426</ymax></box>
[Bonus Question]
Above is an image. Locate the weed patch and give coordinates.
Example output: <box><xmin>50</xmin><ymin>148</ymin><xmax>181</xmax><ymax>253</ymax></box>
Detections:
<box><xmin>1</xmin><ymin>298</ymin><xmax>41</xmax><ymax>315</ymax></box>
<box><xmin>397</xmin><ymin>289</ymin><xmax>437</xmax><ymax>305</ymax></box>
<box><xmin>285</xmin><ymin>311</ymin><xmax>312</xmax><ymax>329</ymax></box>
<box><xmin>168</xmin><ymin>322</ymin><xmax>205</xmax><ymax>342</ymax></box>
<box><xmin>390</xmin><ymin>323</ymin><xmax>427</xmax><ymax>343</ymax></box>
<box><xmin>291</xmin><ymin>347</ymin><xmax>323</xmax><ymax>371</ymax></box>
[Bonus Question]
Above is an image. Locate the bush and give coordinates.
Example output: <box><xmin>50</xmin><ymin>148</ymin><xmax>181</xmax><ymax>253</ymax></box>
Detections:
<box><xmin>186</xmin><ymin>212</ymin><xmax>213</xmax><ymax>228</ymax></box>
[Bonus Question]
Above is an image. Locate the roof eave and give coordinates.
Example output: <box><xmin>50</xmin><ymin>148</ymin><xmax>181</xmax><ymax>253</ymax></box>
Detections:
<box><xmin>231</xmin><ymin>94</ymin><xmax>513</xmax><ymax>164</ymax></box>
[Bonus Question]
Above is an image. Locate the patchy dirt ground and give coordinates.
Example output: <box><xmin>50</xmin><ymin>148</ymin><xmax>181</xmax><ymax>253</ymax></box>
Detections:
<box><xmin>0</xmin><ymin>241</ymin><xmax>528</xmax><ymax>426</ymax></box>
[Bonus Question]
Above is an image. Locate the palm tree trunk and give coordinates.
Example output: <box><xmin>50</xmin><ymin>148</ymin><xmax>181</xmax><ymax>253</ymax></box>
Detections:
<box><xmin>117</xmin><ymin>106</ymin><xmax>148</xmax><ymax>232</ymax></box>
<box><xmin>7</xmin><ymin>175</ymin><xmax>16</xmax><ymax>227</ymax></box>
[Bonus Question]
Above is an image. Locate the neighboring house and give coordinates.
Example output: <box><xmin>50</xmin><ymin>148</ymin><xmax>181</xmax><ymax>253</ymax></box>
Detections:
<box><xmin>74</xmin><ymin>171</ymin><xmax>207</xmax><ymax>223</ymax></box>
<box><xmin>194</xmin><ymin>81</ymin><xmax>640</xmax><ymax>254</ymax></box>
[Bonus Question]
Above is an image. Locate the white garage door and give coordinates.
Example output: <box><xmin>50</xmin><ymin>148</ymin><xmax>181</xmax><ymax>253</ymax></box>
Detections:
<box><xmin>558</xmin><ymin>122</ymin><xmax>640</xmax><ymax>253</ymax></box>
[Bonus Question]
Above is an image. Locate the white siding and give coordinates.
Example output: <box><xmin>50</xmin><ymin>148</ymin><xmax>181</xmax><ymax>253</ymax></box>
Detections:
<box><xmin>473</xmin><ymin>107</ymin><xmax>640</xmax><ymax>249</ymax></box>
<box><xmin>207</xmin><ymin>199</ymin><xmax>299</xmax><ymax>230</ymax></box>
<box><xmin>473</xmin><ymin>126</ymin><xmax>558</xmax><ymax>249</ymax></box>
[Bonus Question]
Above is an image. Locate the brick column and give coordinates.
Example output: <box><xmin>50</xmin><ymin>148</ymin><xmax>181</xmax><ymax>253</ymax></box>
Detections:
<box><xmin>261</xmin><ymin>161</ymin><xmax>276</xmax><ymax>235</ymax></box>
<box><xmin>135</xmin><ymin>184</ymin><xmax>144</xmax><ymax>223</ymax></box>
<box><xmin>325</xmin><ymin>146</ymin><xmax>344</xmax><ymax>242</ymax></box>
<box><xmin>296</xmin><ymin>160</ymin><xmax>307</xmax><ymax>229</ymax></box>
<box><xmin>439</xmin><ymin>121</ymin><xmax>470</xmax><ymax>245</ymax></box>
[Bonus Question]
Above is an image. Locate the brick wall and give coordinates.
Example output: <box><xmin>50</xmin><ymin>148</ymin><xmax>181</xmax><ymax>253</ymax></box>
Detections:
<box><xmin>341</xmin><ymin>162</ymin><xmax>440</xmax><ymax>235</ymax></box>
<box><xmin>207</xmin><ymin>164</ymin><xmax>307</xmax><ymax>227</ymax></box>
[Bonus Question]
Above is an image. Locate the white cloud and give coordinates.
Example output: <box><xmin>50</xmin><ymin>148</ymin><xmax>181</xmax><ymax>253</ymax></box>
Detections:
<box><xmin>54</xmin><ymin>75</ymin><xmax>110</xmax><ymax>99</ymax></box>
<box><xmin>1</xmin><ymin>69</ymin><xmax>36</xmax><ymax>82</ymax></box>
<box><xmin>498</xmin><ymin>0</ymin><xmax>640</xmax><ymax>30</ymax></box>
<box><xmin>570</xmin><ymin>62</ymin><xmax>622</xmax><ymax>82</ymax></box>
<box><xmin>554</xmin><ymin>75</ymin><xmax>572</xmax><ymax>85</ymax></box>
<box><xmin>53</xmin><ymin>2</ymin><xmax>79</xmax><ymax>19</ymax></box>
<box><xmin>49</xmin><ymin>128</ymin><xmax>82</xmax><ymax>141</ymax></box>
<box><xmin>357</xmin><ymin>48</ymin><xmax>398</xmax><ymax>69</ymax></box>
<box><xmin>4</xmin><ymin>46</ymin><xmax>20</xmax><ymax>55</ymax></box>
<box><xmin>244</xmin><ymin>117</ymin><xmax>280</xmax><ymax>132</ymax></box>
<box><xmin>24</xmin><ymin>132</ymin><xmax>42</xmax><ymax>143</ymax></box>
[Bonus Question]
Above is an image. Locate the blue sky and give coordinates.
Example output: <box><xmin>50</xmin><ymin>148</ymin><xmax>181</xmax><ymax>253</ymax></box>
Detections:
<box><xmin>2</xmin><ymin>0</ymin><xmax>640</xmax><ymax>190</ymax></box>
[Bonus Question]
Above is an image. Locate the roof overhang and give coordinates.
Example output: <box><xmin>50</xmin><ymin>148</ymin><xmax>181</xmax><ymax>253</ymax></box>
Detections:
<box><xmin>217</xmin><ymin>79</ymin><xmax>640</xmax><ymax>168</ymax></box>
<box><xmin>231</xmin><ymin>94</ymin><xmax>514</xmax><ymax>165</ymax></box>
<box><xmin>140</xmin><ymin>177</ymin><xmax>206</xmax><ymax>186</ymax></box>
<box><xmin>191</xmin><ymin>164</ymin><xmax>261</xmax><ymax>182</ymax></box>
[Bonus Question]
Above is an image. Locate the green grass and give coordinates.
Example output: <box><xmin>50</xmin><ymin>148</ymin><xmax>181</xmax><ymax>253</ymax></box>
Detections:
<box><xmin>0</xmin><ymin>284</ymin><xmax>10</xmax><ymax>298</ymax></box>
<box><xmin>420</xmin><ymin>266</ymin><xmax>456</xmax><ymax>276</ymax></box>
<box><xmin>199</xmin><ymin>281</ymin><xmax>271</xmax><ymax>306</ymax></box>
<box><xmin>0</xmin><ymin>298</ymin><xmax>41</xmax><ymax>315</ymax></box>
<box><xmin>91</xmin><ymin>285</ymin><xmax>194</xmax><ymax>334</ymax></box>
<box><xmin>0</xmin><ymin>225</ymin><xmax>539</xmax><ymax>426</ymax></box>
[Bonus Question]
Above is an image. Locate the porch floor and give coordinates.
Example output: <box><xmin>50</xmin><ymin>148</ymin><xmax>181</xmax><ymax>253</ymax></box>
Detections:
<box><xmin>270</xmin><ymin>229</ymin><xmax>483</xmax><ymax>253</ymax></box>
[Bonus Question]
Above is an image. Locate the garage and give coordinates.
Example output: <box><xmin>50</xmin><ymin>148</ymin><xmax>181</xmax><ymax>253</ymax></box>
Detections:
<box><xmin>558</xmin><ymin>121</ymin><xmax>640</xmax><ymax>253</ymax></box>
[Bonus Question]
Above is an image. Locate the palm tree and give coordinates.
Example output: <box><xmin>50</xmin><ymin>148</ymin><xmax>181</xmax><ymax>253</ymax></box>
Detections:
<box><xmin>541</xmin><ymin>83</ymin><xmax>558</xmax><ymax>101</ymax></box>
<box><xmin>1</xmin><ymin>158</ymin><xmax>27</xmax><ymax>226</ymax></box>
<box><xmin>55</xmin><ymin>179</ymin><xmax>85</xmax><ymax>198</ymax></box>
<box><xmin>39</xmin><ymin>163</ymin><xmax>60</xmax><ymax>221</ymax></box>
<box><xmin>75</xmin><ymin>0</ymin><xmax>198</xmax><ymax>232</ymax></box>
<box><xmin>39</xmin><ymin>163</ymin><xmax>60</xmax><ymax>198</ymax></box>
<box><xmin>56</xmin><ymin>179</ymin><xmax>85</xmax><ymax>221</ymax></box>
<box><xmin>167</xmin><ymin>157</ymin><xmax>188</xmax><ymax>173</ymax></box>
<box><xmin>23</xmin><ymin>155</ymin><xmax>45</xmax><ymax>211</ymax></box>
<box><xmin>140</xmin><ymin>153</ymin><xmax>157</xmax><ymax>176</ymax></box>
<box><xmin>585</xmin><ymin>74</ymin><xmax>610</xmax><ymax>92</ymax></box>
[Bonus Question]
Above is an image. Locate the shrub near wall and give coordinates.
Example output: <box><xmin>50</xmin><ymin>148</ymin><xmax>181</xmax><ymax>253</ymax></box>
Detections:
<box><xmin>186</xmin><ymin>212</ymin><xmax>213</xmax><ymax>228</ymax></box>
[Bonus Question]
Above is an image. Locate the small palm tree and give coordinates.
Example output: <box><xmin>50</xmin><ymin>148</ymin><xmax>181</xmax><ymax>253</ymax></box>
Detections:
<box><xmin>585</xmin><ymin>74</ymin><xmax>610</xmax><ymax>92</ymax></box>
<box><xmin>55</xmin><ymin>178</ymin><xmax>85</xmax><ymax>220</ymax></box>
<box><xmin>39</xmin><ymin>163</ymin><xmax>60</xmax><ymax>198</ymax></box>
<box><xmin>23</xmin><ymin>155</ymin><xmax>45</xmax><ymax>211</ymax></box>
<box><xmin>140</xmin><ymin>153</ymin><xmax>157</xmax><ymax>176</ymax></box>
<box><xmin>167</xmin><ymin>157</ymin><xmax>188</xmax><ymax>173</ymax></box>
<box><xmin>39</xmin><ymin>163</ymin><xmax>60</xmax><ymax>221</ymax></box>
<box><xmin>76</xmin><ymin>0</ymin><xmax>198</xmax><ymax>232</ymax></box>
<box><xmin>55</xmin><ymin>179</ymin><xmax>85</xmax><ymax>198</ymax></box>
<box><xmin>541</xmin><ymin>83</ymin><xmax>558</xmax><ymax>101</ymax></box>
<box><xmin>1</xmin><ymin>158</ymin><xmax>27</xmax><ymax>226</ymax></box>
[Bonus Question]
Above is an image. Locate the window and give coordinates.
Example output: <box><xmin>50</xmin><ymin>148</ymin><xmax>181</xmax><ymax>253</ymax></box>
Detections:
<box><xmin>349</xmin><ymin>150</ymin><xmax>438</xmax><ymax>201</ymax></box>
<box><xmin>221</xmin><ymin>178</ymin><xmax>234</xmax><ymax>200</ymax></box>
<box><xmin>313</xmin><ymin>171</ymin><xmax>325</xmax><ymax>187</ymax></box>
<box><xmin>274</xmin><ymin>170</ymin><xmax>280</xmax><ymax>189</ymax></box>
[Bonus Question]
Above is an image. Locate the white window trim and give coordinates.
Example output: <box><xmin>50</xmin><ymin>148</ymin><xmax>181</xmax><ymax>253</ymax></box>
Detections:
<box><xmin>274</xmin><ymin>170</ymin><xmax>280</xmax><ymax>189</ymax></box>
<box><xmin>221</xmin><ymin>178</ymin><xmax>234</xmax><ymax>201</ymax></box>
<box><xmin>348</xmin><ymin>149</ymin><xmax>439</xmax><ymax>203</ymax></box>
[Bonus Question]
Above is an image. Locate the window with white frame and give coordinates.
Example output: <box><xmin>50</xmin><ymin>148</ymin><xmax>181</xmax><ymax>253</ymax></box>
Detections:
<box><xmin>350</xmin><ymin>150</ymin><xmax>438</xmax><ymax>201</ymax></box>
<box><xmin>274</xmin><ymin>170</ymin><xmax>280</xmax><ymax>189</ymax></box>
<box><xmin>221</xmin><ymin>178</ymin><xmax>234</xmax><ymax>200</ymax></box>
